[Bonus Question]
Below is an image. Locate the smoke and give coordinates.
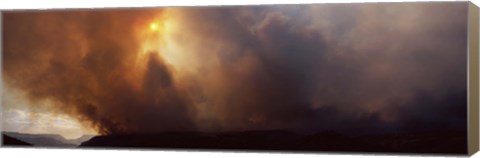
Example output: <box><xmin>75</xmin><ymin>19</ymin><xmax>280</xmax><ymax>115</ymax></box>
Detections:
<box><xmin>2</xmin><ymin>2</ymin><xmax>468</xmax><ymax>136</ymax></box>
<box><xmin>3</xmin><ymin>9</ymin><xmax>195</xmax><ymax>135</ymax></box>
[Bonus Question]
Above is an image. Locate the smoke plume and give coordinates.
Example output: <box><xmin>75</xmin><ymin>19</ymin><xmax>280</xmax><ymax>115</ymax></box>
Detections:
<box><xmin>2</xmin><ymin>2</ymin><xmax>468</xmax><ymax>136</ymax></box>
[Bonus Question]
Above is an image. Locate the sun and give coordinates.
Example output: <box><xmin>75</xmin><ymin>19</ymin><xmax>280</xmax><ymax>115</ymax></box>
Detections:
<box><xmin>150</xmin><ymin>23</ymin><xmax>159</xmax><ymax>31</ymax></box>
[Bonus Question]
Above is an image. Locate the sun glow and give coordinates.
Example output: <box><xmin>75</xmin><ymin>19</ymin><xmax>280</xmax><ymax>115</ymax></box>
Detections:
<box><xmin>150</xmin><ymin>23</ymin><xmax>159</xmax><ymax>31</ymax></box>
<box><xmin>138</xmin><ymin>17</ymin><xmax>181</xmax><ymax>66</ymax></box>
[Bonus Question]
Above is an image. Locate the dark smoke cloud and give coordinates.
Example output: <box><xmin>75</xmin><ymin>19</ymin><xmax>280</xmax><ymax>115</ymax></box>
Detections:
<box><xmin>2</xmin><ymin>2</ymin><xmax>468</xmax><ymax>135</ymax></box>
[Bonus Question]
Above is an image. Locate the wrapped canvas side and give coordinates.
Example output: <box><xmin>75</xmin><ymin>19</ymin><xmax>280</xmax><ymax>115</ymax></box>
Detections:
<box><xmin>468</xmin><ymin>1</ymin><xmax>479</xmax><ymax>156</ymax></box>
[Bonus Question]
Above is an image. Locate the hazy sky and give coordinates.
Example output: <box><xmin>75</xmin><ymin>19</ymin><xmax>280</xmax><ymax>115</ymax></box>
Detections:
<box><xmin>2</xmin><ymin>2</ymin><xmax>468</xmax><ymax>139</ymax></box>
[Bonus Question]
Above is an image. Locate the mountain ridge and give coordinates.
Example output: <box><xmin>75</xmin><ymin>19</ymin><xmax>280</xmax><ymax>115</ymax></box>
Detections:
<box><xmin>2</xmin><ymin>131</ymin><xmax>94</xmax><ymax>147</ymax></box>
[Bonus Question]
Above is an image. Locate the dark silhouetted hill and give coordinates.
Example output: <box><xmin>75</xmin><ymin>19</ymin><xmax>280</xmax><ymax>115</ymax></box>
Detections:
<box><xmin>2</xmin><ymin>134</ymin><xmax>33</xmax><ymax>146</ymax></box>
<box><xmin>80</xmin><ymin>130</ymin><xmax>467</xmax><ymax>155</ymax></box>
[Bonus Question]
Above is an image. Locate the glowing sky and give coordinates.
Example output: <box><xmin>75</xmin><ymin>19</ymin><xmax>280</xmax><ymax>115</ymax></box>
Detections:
<box><xmin>2</xmin><ymin>2</ymin><xmax>469</xmax><ymax>139</ymax></box>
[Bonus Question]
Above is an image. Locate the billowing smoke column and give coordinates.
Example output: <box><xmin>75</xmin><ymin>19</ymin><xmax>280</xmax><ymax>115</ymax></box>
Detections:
<box><xmin>3</xmin><ymin>9</ymin><xmax>196</xmax><ymax>134</ymax></box>
<box><xmin>2</xmin><ymin>2</ymin><xmax>468</xmax><ymax>136</ymax></box>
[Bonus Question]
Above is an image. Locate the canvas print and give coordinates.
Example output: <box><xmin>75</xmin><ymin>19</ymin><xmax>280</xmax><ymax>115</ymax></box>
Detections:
<box><xmin>1</xmin><ymin>2</ymin><xmax>473</xmax><ymax>155</ymax></box>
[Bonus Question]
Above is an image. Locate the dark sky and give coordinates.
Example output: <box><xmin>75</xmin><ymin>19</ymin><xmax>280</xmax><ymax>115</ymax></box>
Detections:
<box><xmin>2</xmin><ymin>2</ymin><xmax>468</xmax><ymax>137</ymax></box>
